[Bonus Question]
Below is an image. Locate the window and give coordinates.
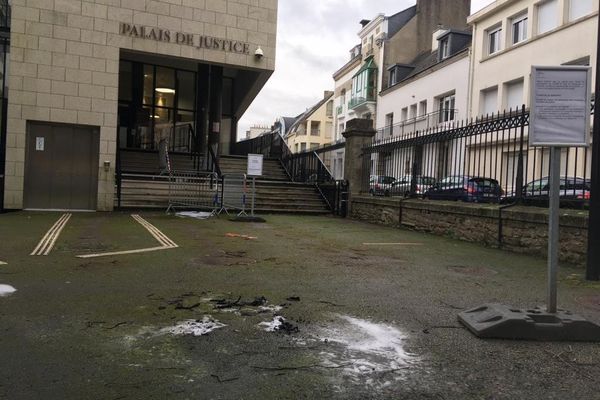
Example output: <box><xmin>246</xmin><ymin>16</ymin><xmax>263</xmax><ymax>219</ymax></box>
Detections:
<box><xmin>409</xmin><ymin>104</ymin><xmax>417</xmax><ymax>119</ymax></box>
<box><xmin>300</xmin><ymin>143</ymin><xmax>307</xmax><ymax>152</ymax></box>
<box><xmin>570</xmin><ymin>0</ymin><xmax>593</xmax><ymax>21</ymax></box>
<box><xmin>310</xmin><ymin>121</ymin><xmax>320</xmax><ymax>136</ymax></box>
<box><xmin>419</xmin><ymin>100</ymin><xmax>428</xmax><ymax>116</ymax></box>
<box><xmin>481</xmin><ymin>87</ymin><xmax>498</xmax><ymax>115</ymax></box>
<box><xmin>440</xmin><ymin>37</ymin><xmax>450</xmax><ymax>59</ymax></box>
<box><xmin>438</xmin><ymin>94</ymin><xmax>456</xmax><ymax>123</ymax></box>
<box><xmin>385</xmin><ymin>113</ymin><xmax>394</xmax><ymax>136</ymax></box>
<box><xmin>487</xmin><ymin>26</ymin><xmax>502</xmax><ymax>55</ymax></box>
<box><xmin>341</xmin><ymin>89</ymin><xmax>346</xmax><ymax>105</ymax></box>
<box><xmin>537</xmin><ymin>0</ymin><xmax>558</xmax><ymax>34</ymax></box>
<box><xmin>294</xmin><ymin>143</ymin><xmax>298</xmax><ymax>153</ymax></box>
<box><xmin>326</xmin><ymin>100</ymin><xmax>333</xmax><ymax>117</ymax></box>
<box><xmin>389</xmin><ymin>68</ymin><xmax>397</xmax><ymax>87</ymax></box>
<box><xmin>511</xmin><ymin>13</ymin><xmax>528</xmax><ymax>44</ymax></box>
<box><xmin>310</xmin><ymin>143</ymin><xmax>320</xmax><ymax>150</ymax></box>
<box><xmin>401</xmin><ymin>107</ymin><xmax>408</xmax><ymax>122</ymax></box>
<box><xmin>505</xmin><ymin>80</ymin><xmax>524</xmax><ymax>110</ymax></box>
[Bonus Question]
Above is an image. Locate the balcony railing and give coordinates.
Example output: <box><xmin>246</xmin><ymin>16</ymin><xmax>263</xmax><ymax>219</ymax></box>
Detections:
<box><xmin>349</xmin><ymin>95</ymin><xmax>376</xmax><ymax>109</ymax></box>
<box><xmin>376</xmin><ymin>109</ymin><xmax>460</xmax><ymax>140</ymax></box>
<box><xmin>336</xmin><ymin>105</ymin><xmax>344</xmax><ymax>115</ymax></box>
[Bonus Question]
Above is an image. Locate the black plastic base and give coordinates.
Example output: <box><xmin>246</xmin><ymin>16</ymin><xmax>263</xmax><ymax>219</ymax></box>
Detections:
<box><xmin>229</xmin><ymin>216</ymin><xmax>267</xmax><ymax>223</ymax></box>
<box><xmin>458</xmin><ymin>303</ymin><xmax>600</xmax><ymax>341</ymax></box>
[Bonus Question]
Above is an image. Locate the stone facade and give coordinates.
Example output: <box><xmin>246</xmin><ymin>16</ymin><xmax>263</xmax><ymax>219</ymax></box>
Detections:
<box><xmin>4</xmin><ymin>0</ymin><xmax>277</xmax><ymax>211</ymax></box>
<box><xmin>351</xmin><ymin>196</ymin><xmax>588</xmax><ymax>267</ymax></box>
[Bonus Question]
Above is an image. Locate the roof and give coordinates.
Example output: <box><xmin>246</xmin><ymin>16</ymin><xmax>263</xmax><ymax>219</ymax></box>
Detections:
<box><xmin>353</xmin><ymin>56</ymin><xmax>377</xmax><ymax>78</ymax></box>
<box><xmin>286</xmin><ymin>93</ymin><xmax>334</xmax><ymax>137</ymax></box>
<box><xmin>381</xmin><ymin>37</ymin><xmax>471</xmax><ymax>95</ymax></box>
<box><xmin>387</xmin><ymin>6</ymin><xmax>417</xmax><ymax>38</ymax></box>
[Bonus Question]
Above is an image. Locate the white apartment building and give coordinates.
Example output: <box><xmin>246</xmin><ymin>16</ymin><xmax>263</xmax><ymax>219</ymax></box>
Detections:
<box><xmin>468</xmin><ymin>0</ymin><xmax>598</xmax><ymax>116</ymax></box>
<box><xmin>468</xmin><ymin>0</ymin><xmax>598</xmax><ymax>185</ymax></box>
<box><xmin>376</xmin><ymin>29</ymin><xmax>472</xmax><ymax>142</ymax></box>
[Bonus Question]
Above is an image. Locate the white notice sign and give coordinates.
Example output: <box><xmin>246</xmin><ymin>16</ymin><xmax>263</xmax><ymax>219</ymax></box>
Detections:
<box><xmin>247</xmin><ymin>154</ymin><xmax>263</xmax><ymax>176</ymax></box>
<box><xmin>530</xmin><ymin>66</ymin><xmax>592</xmax><ymax>147</ymax></box>
<box><xmin>35</xmin><ymin>137</ymin><xmax>45</xmax><ymax>151</ymax></box>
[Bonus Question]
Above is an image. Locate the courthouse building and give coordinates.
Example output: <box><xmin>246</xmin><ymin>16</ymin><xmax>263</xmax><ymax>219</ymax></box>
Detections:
<box><xmin>0</xmin><ymin>0</ymin><xmax>277</xmax><ymax>211</ymax></box>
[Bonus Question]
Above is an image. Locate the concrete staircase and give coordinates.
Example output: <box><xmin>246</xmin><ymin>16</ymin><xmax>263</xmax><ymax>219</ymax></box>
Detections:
<box><xmin>219</xmin><ymin>155</ymin><xmax>330</xmax><ymax>214</ymax></box>
<box><xmin>115</xmin><ymin>152</ymin><xmax>331</xmax><ymax>214</ymax></box>
<box><xmin>120</xmin><ymin>150</ymin><xmax>199</xmax><ymax>174</ymax></box>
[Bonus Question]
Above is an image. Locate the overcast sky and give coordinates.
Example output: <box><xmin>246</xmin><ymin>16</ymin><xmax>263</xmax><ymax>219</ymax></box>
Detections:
<box><xmin>237</xmin><ymin>0</ymin><xmax>496</xmax><ymax>138</ymax></box>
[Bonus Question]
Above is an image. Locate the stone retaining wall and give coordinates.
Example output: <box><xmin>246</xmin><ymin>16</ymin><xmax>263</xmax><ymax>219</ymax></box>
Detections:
<box><xmin>351</xmin><ymin>196</ymin><xmax>588</xmax><ymax>266</ymax></box>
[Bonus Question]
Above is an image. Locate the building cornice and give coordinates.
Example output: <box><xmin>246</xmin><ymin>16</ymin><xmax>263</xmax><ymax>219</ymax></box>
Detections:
<box><xmin>333</xmin><ymin>55</ymin><xmax>362</xmax><ymax>81</ymax></box>
<box><xmin>467</xmin><ymin>0</ymin><xmax>519</xmax><ymax>25</ymax></box>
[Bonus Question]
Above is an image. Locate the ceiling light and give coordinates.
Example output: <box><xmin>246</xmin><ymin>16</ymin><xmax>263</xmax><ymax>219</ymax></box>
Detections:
<box><xmin>155</xmin><ymin>88</ymin><xmax>175</xmax><ymax>94</ymax></box>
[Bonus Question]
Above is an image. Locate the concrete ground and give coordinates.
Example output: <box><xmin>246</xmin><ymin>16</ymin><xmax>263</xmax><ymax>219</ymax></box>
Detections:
<box><xmin>0</xmin><ymin>211</ymin><xmax>599</xmax><ymax>400</ymax></box>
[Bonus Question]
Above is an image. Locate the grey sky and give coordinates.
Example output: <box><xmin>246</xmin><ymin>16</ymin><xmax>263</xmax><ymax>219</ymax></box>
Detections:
<box><xmin>237</xmin><ymin>0</ymin><xmax>495</xmax><ymax>138</ymax></box>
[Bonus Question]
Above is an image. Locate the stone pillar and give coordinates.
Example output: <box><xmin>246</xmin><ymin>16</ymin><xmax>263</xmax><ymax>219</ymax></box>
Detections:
<box><xmin>342</xmin><ymin>119</ymin><xmax>376</xmax><ymax>214</ymax></box>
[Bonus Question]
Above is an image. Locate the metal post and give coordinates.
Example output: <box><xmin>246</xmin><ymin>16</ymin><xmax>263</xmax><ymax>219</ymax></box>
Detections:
<box><xmin>251</xmin><ymin>177</ymin><xmax>256</xmax><ymax>217</ymax></box>
<box><xmin>586</xmin><ymin>11</ymin><xmax>600</xmax><ymax>281</ymax></box>
<box><xmin>547</xmin><ymin>147</ymin><xmax>561</xmax><ymax>314</ymax></box>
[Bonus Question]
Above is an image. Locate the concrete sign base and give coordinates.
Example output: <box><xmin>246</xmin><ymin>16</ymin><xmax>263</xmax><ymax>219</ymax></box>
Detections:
<box><xmin>458</xmin><ymin>303</ymin><xmax>600</xmax><ymax>342</ymax></box>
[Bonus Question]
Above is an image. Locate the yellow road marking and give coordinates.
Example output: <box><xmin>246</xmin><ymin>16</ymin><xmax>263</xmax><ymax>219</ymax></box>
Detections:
<box><xmin>77</xmin><ymin>215</ymin><xmax>178</xmax><ymax>259</ymax></box>
<box><xmin>31</xmin><ymin>214</ymin><xmax>72</xmax><ymax>256</ymax></box>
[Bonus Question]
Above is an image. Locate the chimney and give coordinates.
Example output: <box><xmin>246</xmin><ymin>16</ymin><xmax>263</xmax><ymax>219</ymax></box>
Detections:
<box><xmin>360</xmin><ymin>19</ymin><xmax>371</xmax><ymax>28</ymax></box>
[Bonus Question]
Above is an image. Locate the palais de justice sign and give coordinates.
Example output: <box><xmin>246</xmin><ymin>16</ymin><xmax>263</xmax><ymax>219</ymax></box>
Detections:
<box><xmin>120</xmin><ymin>23</ymin><xmax>251</xmax><ymax>55</ymax></box>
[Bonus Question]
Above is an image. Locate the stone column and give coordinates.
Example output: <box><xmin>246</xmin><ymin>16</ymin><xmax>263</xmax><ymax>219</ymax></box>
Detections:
<box><xmin>342</xmin><ymin>119</ymin><xmax>376</xmax><ymax>214</ymax></box>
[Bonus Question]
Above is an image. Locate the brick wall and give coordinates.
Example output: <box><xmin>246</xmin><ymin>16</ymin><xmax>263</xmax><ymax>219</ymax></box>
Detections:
<box><xmin>4</xmin><ymin>0</ymin><xmax>277</xmax><ymax>210</ymax></box>
<box><xmin>351</xmin><ymin>196</ymin><xmax>589</xmax><ymax>267</ymax></box>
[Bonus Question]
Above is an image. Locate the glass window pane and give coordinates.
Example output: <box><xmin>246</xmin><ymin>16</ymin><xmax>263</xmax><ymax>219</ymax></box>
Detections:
<box><xmin>570</xmin><ymin>0</ymin><xmax>593</xmax><ymax>20</ymax></box>
<box><xmin>537</xmin><ymin>0</ymin><xmax>558</xmax><ymax>34</ymax></box>
<box><xmin>177</xmin><ymin>70</ymin><xmax>195</xmax><ymax>111</ymax></box>
<box><xmin>119</xmin><ymin>61</ymin><xmax>132</xmax><ymax>102</ymax></box>
<box><xmin>153</xmin><ymin>107</ymin><xmax>175</xmax><ymax>144</ymax></box>
<box><xmin>143</xmin><ymin>65</ymin><xmax>154</xmax><ymax>106</ymax></box>
<box><xmin>135</xmin><ymin>106</ymin><xmax>153</xmax><ymax>149</ymax></box>
<box><xmin>155</xmin><ymin>66</ymin><xmax>175</xmax><ymax>108</ymax></box>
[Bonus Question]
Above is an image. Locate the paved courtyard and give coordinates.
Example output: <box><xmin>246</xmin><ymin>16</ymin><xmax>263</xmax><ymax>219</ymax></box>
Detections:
<box><xmin>0</xmin><ymin>212</ymin><xmax>599</xmax><ymax>399</ymax></box>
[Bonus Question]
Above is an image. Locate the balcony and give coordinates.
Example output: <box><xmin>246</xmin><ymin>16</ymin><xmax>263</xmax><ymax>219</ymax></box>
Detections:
<box><xmin>376</xmin><ymin>109</ymin><xmax>460</xmax><ymax>140</ymax></box>
<box><xmin>336</xmin><ymin>105</ymin><xmax>344</xmax><ymax>115</ymax></box>
<box><xmin>349</xmin><ymin>94</ymin><xmax>376</xmax><ymax>115</ymax></box>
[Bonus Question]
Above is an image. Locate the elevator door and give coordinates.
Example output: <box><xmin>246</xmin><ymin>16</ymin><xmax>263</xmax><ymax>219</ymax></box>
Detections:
<box><xmin>24</xmin><ymin>123</ymin><xmax>100</xmax><ymax>210</ymax></box>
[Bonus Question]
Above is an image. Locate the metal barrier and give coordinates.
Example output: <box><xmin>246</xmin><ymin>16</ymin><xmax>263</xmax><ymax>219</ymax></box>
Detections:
<box><xmin>219</xmin><ymin>174</ymin><xmax>249</xmax><ymax>216</ymax></box>
<box><xmin>166</xmin><ymin>171</ymin><xmax>220</xmax><ymax>214</ymax></box>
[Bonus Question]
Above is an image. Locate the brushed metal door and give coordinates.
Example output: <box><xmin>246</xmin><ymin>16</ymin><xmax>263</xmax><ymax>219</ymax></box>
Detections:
<box><xmin>24</xmin><ymin>123</ymin><xmax>100</xmax><ymax>210</ymax></box>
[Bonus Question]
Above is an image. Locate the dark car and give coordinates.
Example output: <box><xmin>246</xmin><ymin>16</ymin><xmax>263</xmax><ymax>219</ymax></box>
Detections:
<box><xmin>389</xmin><ymin>176</ymin><xmax>437</xmax><ymax>197</ymax></box>
<box><xmin>424</xmin><ymin>176</ymin><xmax>503</xmax><ymax>203</ymax></box>
<box><xmin>507</xmin><ymin>176</ymin><xmax>590</xmax><ymax>206</ymax></box>
<box><xmin>369</xmin><ymin>175</ymin><xmax>397</xmax><ymax>196</ymax></box>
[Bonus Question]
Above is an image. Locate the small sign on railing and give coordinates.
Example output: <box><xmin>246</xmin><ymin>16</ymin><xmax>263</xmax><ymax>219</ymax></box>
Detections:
<box><xmin>247</xmin><ymin>154</ymin><xmax>263</xmax><ymax>176</ymax></box>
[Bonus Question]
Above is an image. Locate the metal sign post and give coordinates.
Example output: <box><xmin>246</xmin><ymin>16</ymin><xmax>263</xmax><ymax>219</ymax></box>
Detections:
<box><xmin>247</xmin><ymin>154</ymin><xmax>263</xmax><ymax>217</ymax></box>
<box><xmin>458</xmin><ymin>66</ymin><xmax>600</xmax><ymax>341</ymax></box>
<box><xmin>547</xmin><ymin>147</ymin><xmax>561</xmax><ymax>313</ymax></box>
<box><xmin>530</xmin><ymin>65</ymin><xmax>592</xmax><ymax>313</ymax></box>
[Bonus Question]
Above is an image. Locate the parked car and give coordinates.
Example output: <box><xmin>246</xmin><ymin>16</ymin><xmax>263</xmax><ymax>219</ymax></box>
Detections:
<box><xmin>369</xmin><ymin>175</ymin><xmax>396</xmax><ymax>196</ymax></box>
<box><xmin>504</xmin><ymin>177</ymin><xmax>590</xmax><ymax>205</ymax></box>
<box><xmin>389</xmin><ymin>176</ymin><xmax>437</xmax><ymax>197</ymax></box>
<box><xmin>424</xmin><ymin>176</ymin><xmax>503</xmax><ymax>203</ymax></box>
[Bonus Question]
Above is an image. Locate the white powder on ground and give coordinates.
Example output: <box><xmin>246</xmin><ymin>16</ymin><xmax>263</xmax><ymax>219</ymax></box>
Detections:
<box><xmin>0</xmin><ymin>284</ymin><xmax>16</xmax><ymax>297</ymax></box>
<box><xmin>159</xmin><ymin>317</ymin><xmax>226</xmax><ymax>337</ymax></box>
<box><xmin>258</xmin><ymin>316</ymin><xmax>285</xmax><ymax>332</ymax></box>
<box><xmin>176</xmin><ymin>211</ymin><xmax>214</xmax><ymax>220</ymax></box>
<box><xmin>315</xmin><ymin>314</ymin><xmax>417</xmax><ymax>390</ymax></box>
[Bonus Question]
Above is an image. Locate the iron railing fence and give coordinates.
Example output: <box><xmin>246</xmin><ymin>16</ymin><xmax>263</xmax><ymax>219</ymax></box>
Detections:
<box><xmin>363</xmin><ymin>106</ymin><xmax>594</xmax><ymax>208</ymax></box>
<box><xmin>318</xmin><ymin>180</ymin><xmax>349</xmax><ymax>217</ymax></box>
<box><xmin>376</xmin><ymin>109</ymin><xmax>460</xmax><ymax>141</ymax></box>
